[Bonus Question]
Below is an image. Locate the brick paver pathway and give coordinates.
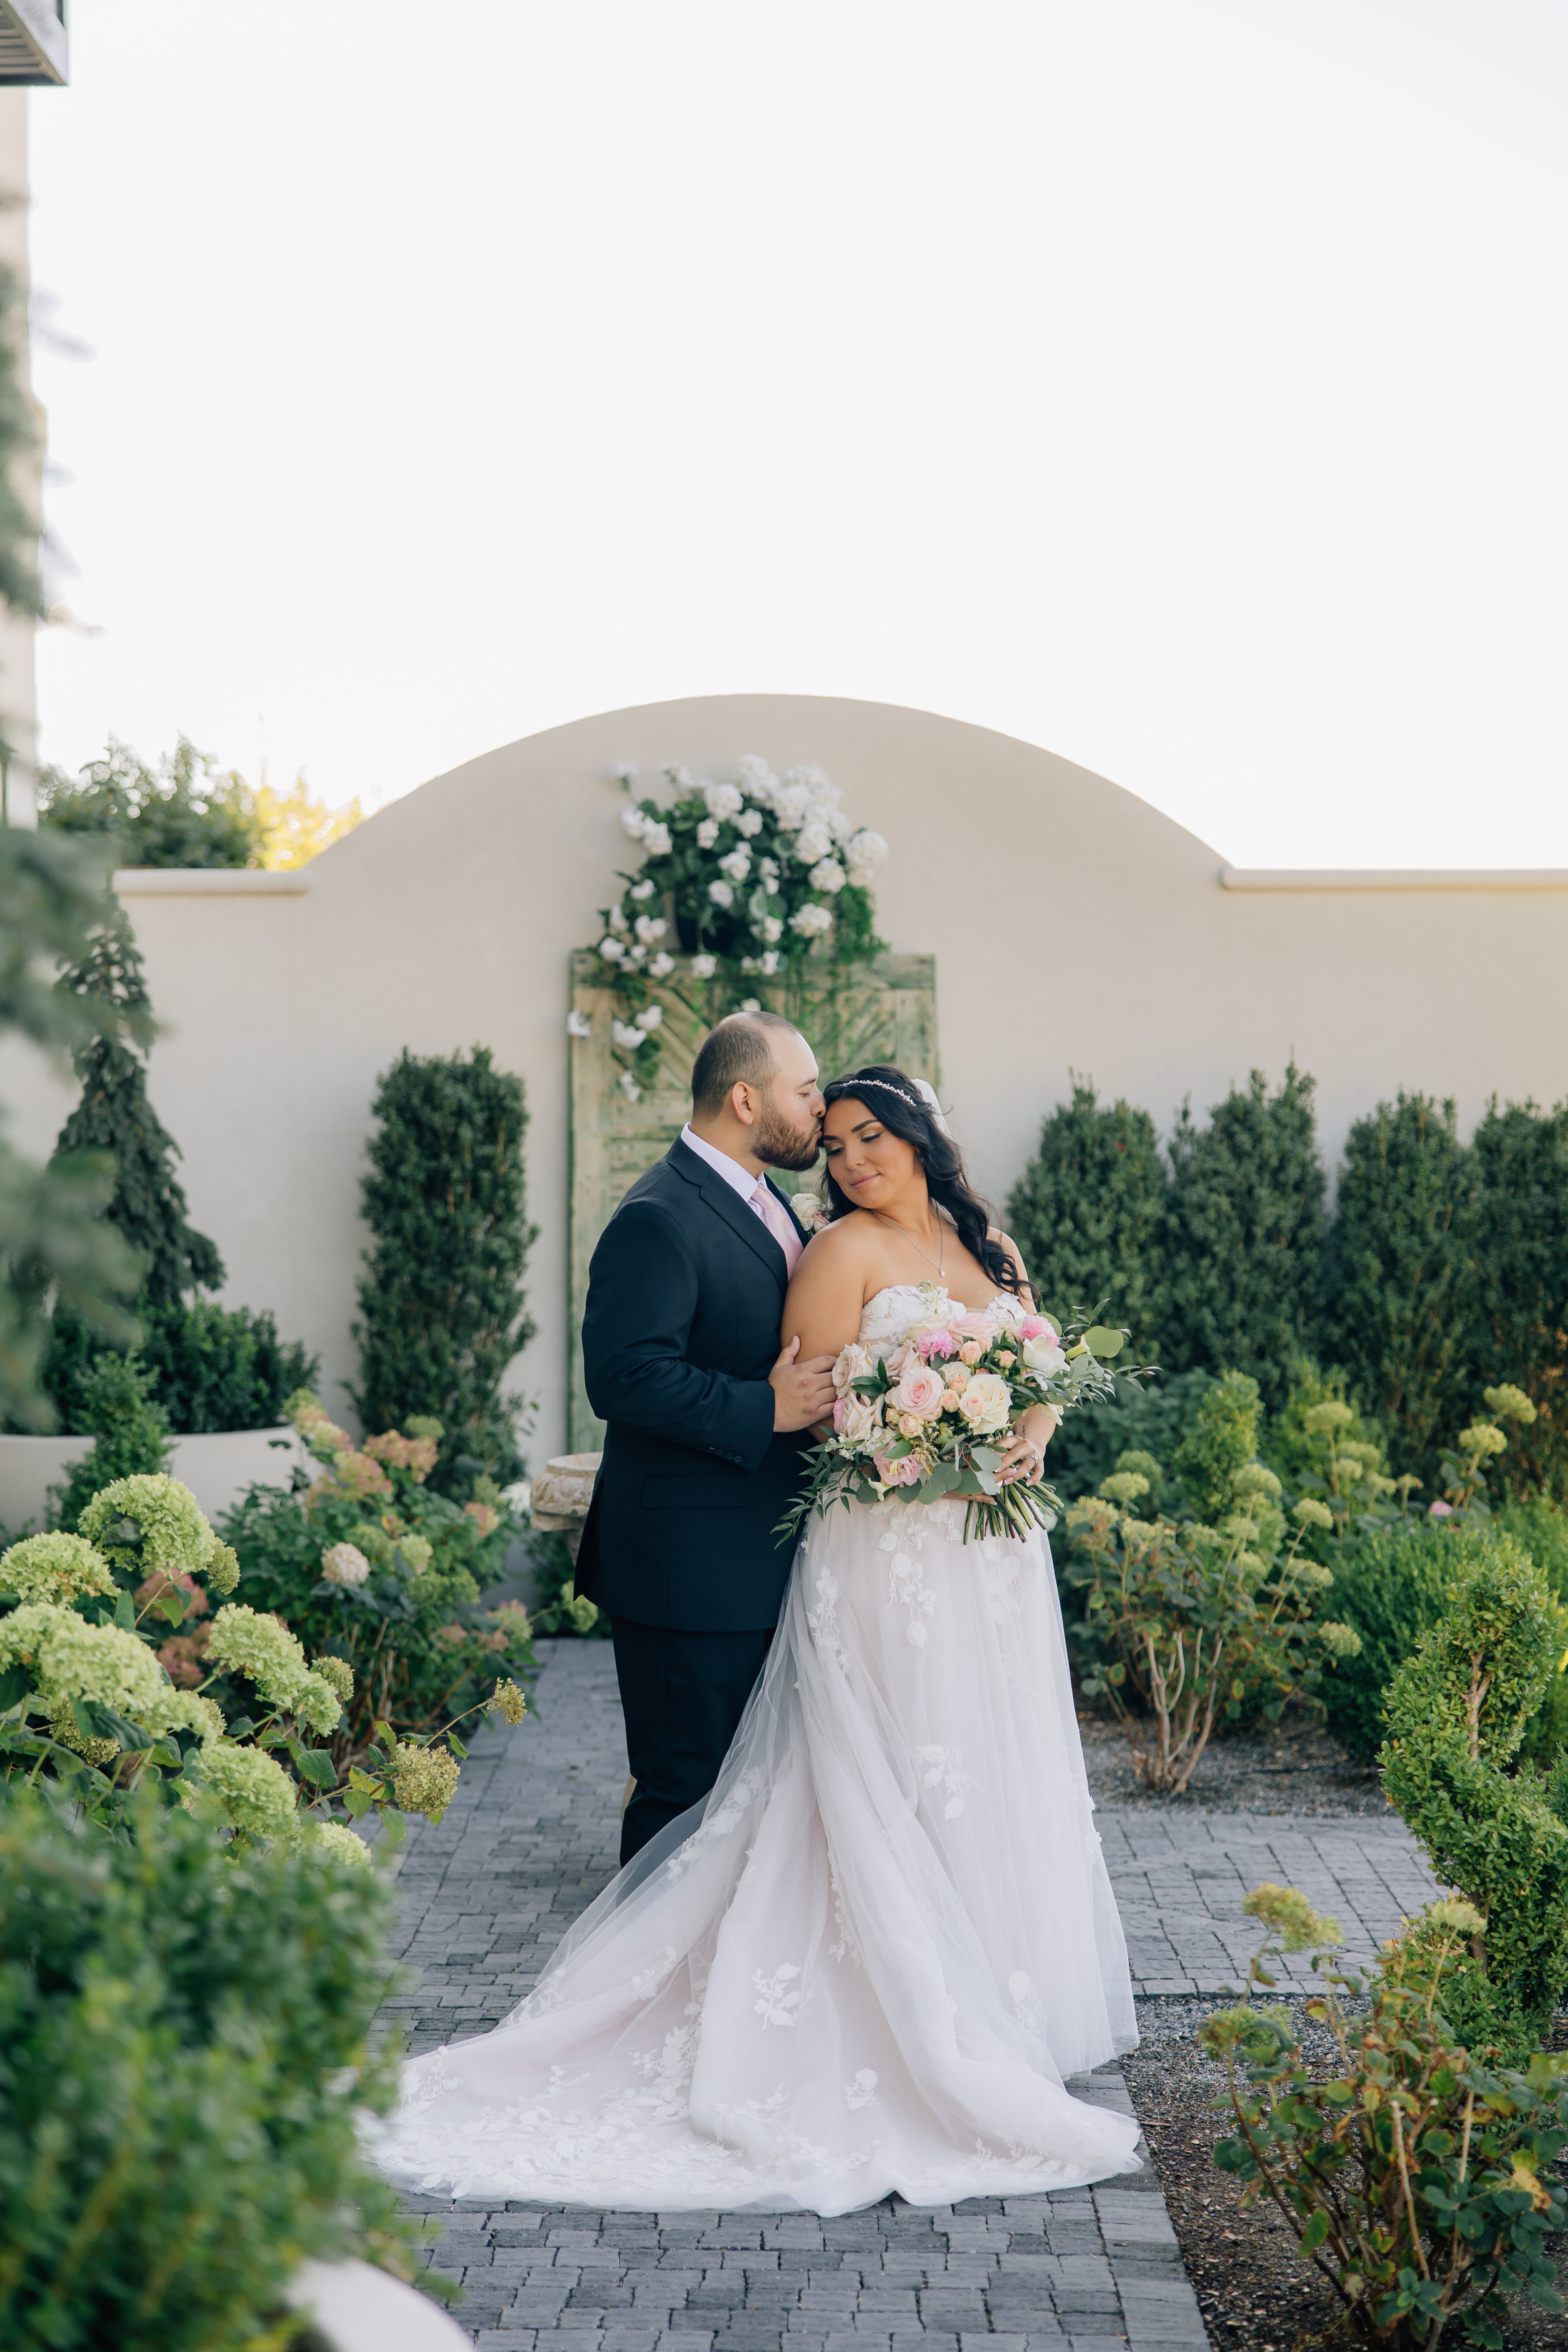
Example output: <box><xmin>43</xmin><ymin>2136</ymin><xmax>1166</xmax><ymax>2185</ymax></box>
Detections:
<box><xmin>381</xmin><ymin>1641</ymin><xmax>1435</xmax><ymax>2352</ymax></box>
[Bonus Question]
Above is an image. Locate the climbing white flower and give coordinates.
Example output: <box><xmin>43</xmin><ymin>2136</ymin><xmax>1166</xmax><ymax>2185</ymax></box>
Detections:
<box><xmin>757</xmin><ymin>915</ymin><xmax>783</xmax><ymax>944</ymax></box>
<box><xmin>619</xmin><ymin>1070</ymin><xmax>643</xmax><ymax>1100</ymax></box>
<box><xmin>759</xmin><ymin>950</ymin><xmax>780</xmax><ymax>975</ymax></box>
<box><xmin>607</xmin><ymin>903</ymin><xmax>629</xmax><ymax>933</ymax></box>
<box><xmin>717</xmin><ymin>847</ymin><xmax>751</xmax><ymax>883</ymax></box>
<box><xmin>620</xmin><ymin>806</ymin><xmax>648</xmax><ymax>841</ymax></box>
<box><xmin>845</xmin><ymin>828</ymin><xmax>889</xmax><ymax>883</ymax></box>
<box><xmin>735</xmin><ymin>808</ymin><xmax>763</xmax><ymax>837</ymax></box>
<box><xmin>696</xmin><ymin>816</ymin><xmax>719</xmax><ymax>848</ymax></box>
<box><xmin>789</xmin><ymin>903</ymin><xmax>833</xmax><ymax>937</ymax></box>
<box><xmin>794</xmin><ymin>821</ymin><xmax>832</xmax><ymax>863</ymax></box>
<box><xmin>808</xmin><ymin>858</ymin><xmax>845</xmax><ymax>893</ymax></box>
<box><xmin>612</xmin><ymin>762</ymin><xmax>638</xmax><ymax>784</ymax></box>
<box><xmin>641</xmin><ymin>821</ymin><xmax>672</xmax><ymax>858</ymax></box>
<box><xmin>599</xmin><ymin>936</ymin><xmax>626</xmax><ymax>962</ymax></box>
<box><xmin>703</xmin><ymin>780</ymin><xmax>744</xmax><ymax>820</ymax></box>
<box><xmin>639</xmin><ymin>1004</ymin><xmax>663</xmax><ymax>1030</ymax></box>
<box><xmin>690</xmin><ymin>953</ymin><xmax>717</xmax><ymax>978</ymax></box>
<box><xmin>709</xmin><ymin>879</ymin><xmax>735</xmax><ymax>908</ymax></box>
<box><xmin>630</xmin><ymin>878</ymin><xmax>655</xmax><ymax>901</ymax></box>
<box><xmin>566</xmin><ymin>1009</ymin><xmax>592</xmax><ymax>1038</ymax></box>
<box><xmin>648</xmin><ymin>952</ymin><xmax>673</xmax><ymax>977</ymax></box>
<box><xmin>612</xmin><ymin>1020</ymin><xmax>648</xmax><ymax>1050</ymax></box>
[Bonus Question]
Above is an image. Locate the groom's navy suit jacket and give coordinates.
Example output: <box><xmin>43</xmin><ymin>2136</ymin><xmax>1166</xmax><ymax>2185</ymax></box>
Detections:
<box><xmin>575</xmin><ymin>1137</ymin><xmax>809</xmax><ymax>1633</ymax></box>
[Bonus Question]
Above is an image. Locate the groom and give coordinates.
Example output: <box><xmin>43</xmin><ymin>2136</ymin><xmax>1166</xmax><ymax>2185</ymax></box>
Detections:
<box><xmin>576</xmin><ymin>1010</ymin><xmax>836</xmax><ymax>1865</ymax></box>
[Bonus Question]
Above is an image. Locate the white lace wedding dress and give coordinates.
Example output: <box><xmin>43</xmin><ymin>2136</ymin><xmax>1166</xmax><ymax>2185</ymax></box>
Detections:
<box><xmin>373</xmin><ymin>1286</ymin><xmax>1140</xmax><ymax>2214</ymax></box>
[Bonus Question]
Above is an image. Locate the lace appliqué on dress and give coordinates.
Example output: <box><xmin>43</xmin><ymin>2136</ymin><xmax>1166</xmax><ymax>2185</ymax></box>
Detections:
<box><xmin>914</xmin><ymin>1743</ymin><xmax>983</xmax><ymax>1820</ymax></box>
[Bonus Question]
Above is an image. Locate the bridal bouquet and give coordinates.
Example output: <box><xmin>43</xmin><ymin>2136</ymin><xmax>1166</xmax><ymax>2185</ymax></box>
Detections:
<box><xmin>781</xmin><ymin>1283</ymin><xmax>1141</xmax><ymax>1545</ymax></box>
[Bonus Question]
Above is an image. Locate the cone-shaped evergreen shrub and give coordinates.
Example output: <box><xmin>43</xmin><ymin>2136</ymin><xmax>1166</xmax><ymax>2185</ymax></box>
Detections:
<box><xmin>51</xmin><ymin>913</ymin><xmax>223</xmax><ymax>1313</ymax></box>
<box><xmin>1161</xmin><ymin>1063</ymin><xmax>1326</xmax><ymax>1410</ymax></box>
<box><xmin>352</xmin><ymin>1046</ymin><xmax>537</xmax><ymax>1488</ymax></box>
<box><xmin>1329</xmin><ymin>1093</ymin><xmax>1476</xmax><ymax>1480</ymax></box>
<box><xmin>48</xmin><ymin>1349</ymin><xmax>173</xmax><ymax>1533</ymax></box>
<box><xmin>1005</xmin><ymin>1079</ymin><xmax>1168</xmax><ymax>1350</ymax></box>
<box><xmin>1469</xmin><ymin>1098</ymin><xmax>1568</xmax><ymax>1498</ymax></box>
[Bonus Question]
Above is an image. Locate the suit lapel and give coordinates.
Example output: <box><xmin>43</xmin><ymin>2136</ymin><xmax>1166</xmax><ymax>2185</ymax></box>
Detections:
<box><xmin>668</xmin><ymin>1138</ymin><xmax>788</xmax><ymax>1290</ymax></box>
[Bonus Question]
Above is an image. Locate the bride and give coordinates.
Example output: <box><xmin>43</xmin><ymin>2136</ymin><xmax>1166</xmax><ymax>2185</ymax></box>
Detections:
<box><xmin>374</xmin><ymin>1065</ymin><xmax>1140</xmax><ymax>2214</ymax></box>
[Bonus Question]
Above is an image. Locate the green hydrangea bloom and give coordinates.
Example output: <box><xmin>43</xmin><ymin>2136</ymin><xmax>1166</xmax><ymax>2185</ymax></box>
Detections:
<box><xmin>312</xmin><ymin>1655</ymin><xmax>355</xmax><ymax>1704</ymax></box>
<box><xmin>391</xmin><ymin>1741</ymin><xmax>461</xmax><ymax>1825</ymax></box>
<box><xmin>79</xmin><ymin>1474</ymin><xmax>218</xmax><ymax>1581</ymax></box>
<box><xmin>205</xmin><ymin>1604</ymin><xmax>342</xmax><ymax>1735</ymax></box>
<box><xmin>163</xmin><ymin>1689</ymin><xmax>224</xmax><ymax>1744</ymax></box>
<box><xmin>398</xmin><ymin>1535</ymin><xmax>433</xmax><ymax>1575</ymax></box>
<box><xmin>304</xmin><ymin>1820</ymin><xmax>372</xmax><ymax>1870</ymax></box>
<box><xmin>1293</xmin><ymin>1496</ymin><xmax>1335</xmax><ymax>1530</ymax></box>
<box><xmin>0</xmin><ymin>1531</ymin><xmax>117</xmax><ymax>1605</ymax></box>
<box><xmin>181</xmin><ymin>1741</ymin><xmax>297</xmax><ymax>1836</ymax></box>
<box><xmin>0</xmin><ymin>1603</ymin><xmax>173</xmax><ymax>1721</ymax></box>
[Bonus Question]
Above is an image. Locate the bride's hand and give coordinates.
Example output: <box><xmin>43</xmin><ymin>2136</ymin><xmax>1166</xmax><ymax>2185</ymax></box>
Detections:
<box><xmin>996</xmin><ymin>1405</ymin><xmax>1061</xmax><ymax>1486</ymax></box>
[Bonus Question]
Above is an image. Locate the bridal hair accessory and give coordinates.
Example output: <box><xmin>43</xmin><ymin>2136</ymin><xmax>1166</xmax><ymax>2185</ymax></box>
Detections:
<box><xmin>912</xmin><ymin>1077</ymin><xmax>953</xmax><ymax>1140</ymax></box>
<box><xmin>828</xmin><ymin>1073</ymin><xmax>955</xmax><ymax>1140</ymax></box>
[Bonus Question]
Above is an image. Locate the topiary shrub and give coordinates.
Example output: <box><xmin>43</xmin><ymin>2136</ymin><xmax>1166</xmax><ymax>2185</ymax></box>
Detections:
<box><xmin>1004</xmin><ymin>1079</ymin><xmax>1169</xmax><ymax>1348</ymax></box>
<box><xmin>1161</xmin><ymin>1062</ymin><xmax>1327</xmax><ymax>1412</ymax></box>
<box><xmin>352</xmin><ymin>1046</ymin><xmax>538</xmax><ymax>1493</ymax></box>
<box><xmin>47</xmin><ymin>1350</ymin><xmax>172</xmax><ymax>1535</ymax></box>
<box><xmin>1380</xmin><ymin>1537</ymin><xmax>1568</xmax><ymax>2060</ymax></box>
<box><xmin>0</xmin><ymin>1781</ymin><xmax>409</xmax><ymax>2351</ymax></box>
<box><xmin>1316</xmin><ymin>1521</ymin><xmax>1484</xmax><ymax>1763</ymax></box>
<box><xmin>140</xmin><ymin>1299</ymin><xmax>318</xmax><ymax>1434</ymax></box>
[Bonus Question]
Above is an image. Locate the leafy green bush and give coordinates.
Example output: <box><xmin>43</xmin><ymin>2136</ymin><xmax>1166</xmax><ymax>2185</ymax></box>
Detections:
<box><xmin>1201</xmin><ymin>1883</ymin><xmax>1568</xmax><ymax>2350</ymax></box>
<box><xmin>222</xmin><ymin>1392</ymin><xmax>535</xmax><ymax>1758</ymax></box>
<box><xmin>38</xmin><ymin>735</ymin><xmax>265</xmax><ymax>869</ymax></box>
<box><xmin>1328</xmin><ymin>1093</ymin><xmax>1476</xmax><ymax>1485</ymax></box>
<box><xmin>1380</xmin><ymin>1538</ymin><xmax>1568</xmax><ymax>2060</ymax></box>
<box><xmin>1469</xmin><ymin>1098</ymin><xmax>1568</xmax><ymax>1496</ymax></box>
<box><xmin>1161</xmin><ymin>1063</ymin><xmax>1327</xmax><ymax>1411</ymax></box>
<box><xmin>1004</xmin><ymin>1080</ymin><xmax>1169</xmax><ymax>1348</ymax></box>
<box><xmin>352</xmin><ymin>1047</ymin><xmax>537</xmax><ymax>1493</ymax></box>
<box><xmin>141</xmin><ymin>1300</ymin><xmax>318</xmax><ymax>1434</ymax></box>
<box><xmin>1316</xmin><ymin>1522</ymin><xmax>1485</xmax><ymax>1763</ymax></box>
<box><xmin>1040</xmin><ymin>1366</ymin><xmax>1215</xmax><ymax>1504</ymax></box>
<box><xmin>0</xmin><ymin>1781</ymin><xmax>408</xmax><ymax>2352</ymax></box>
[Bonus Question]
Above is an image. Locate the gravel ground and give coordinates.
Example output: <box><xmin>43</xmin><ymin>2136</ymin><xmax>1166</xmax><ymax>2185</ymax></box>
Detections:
<box><xmin>1122</xmin><ymin>1996</ymin><xmax>1568</xmax><ymax>2352</ymax></box>
<box><xmin>1078</xmin><ymin>1711</ymin><xmax>1396</xmax><ymax>1818</ymax></box>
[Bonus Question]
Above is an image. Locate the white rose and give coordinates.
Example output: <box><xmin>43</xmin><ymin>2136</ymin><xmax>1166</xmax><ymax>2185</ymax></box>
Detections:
<box><xmin>566</xmin><ymin>1009</ymin><xmax>591</xmax><ymax>1038</ymax></box>
<box><xmin>612</xmin><ymin>762</ymin><xmax>638</xmax><ymax>784</ymax></box>
<box><xmin>704</xmin><ymin>781</ymin><xmax>744</xmax><ymax>820</ymax></box>
<box><xmin>690</xmin><ymin>952</ymin><xmax>717</xmax><ymax>978</ymax></box>
<box><xmin>772</xmin><ymin>781</ymin><xmax>810</xmax><ymax>830</ymax></box>
<box><xmin>611</xmin><ymin>1019</ymin><xmax>647</xmax><ymax>1049</ymax></box>
<box><xmin>759</xmin><ymin>915</ymin><xmax>783</xmax><ymax>944</ymax></box>
<box><xmin>759</xmin><ymin>950</ymin><xmax>780</xmax><ymax>974</ymax></box>
<box><xmin>718</xmin><ymin>847</ymin><xmax>751</xmax><ymax>882</ymax></box>
<box><xmin>833</xmin><ymin>1341</ymin><xmax>874</xmax><ymax>1396</ymax></box>
<box><xmin>838</xmin><ymin>1393</ymin><xmax>882</xmax><ymax>1448</ymax></box>
<box><xmin>598</xmin><ymin>936</ymin><xmax>626</xmax><ymax>961</ymax></box>
<box><xmin>784</xmin><ymin>763</ymin><xmax>837</xmax><ymax>801</ymax></box>
<box><xmin>619</xmin><ymin>807</ymin><xmax>648</xmax><ymax>841</ymax></box>
<box><xmin>639</xmin><ymin>1003</ymin><xmax>663</xmax><ymax>1030</ymax></box>
<box><xmin>1022</xmin><ymin>1335</ymin><xmax>1067</xmax><ymax>1379</ymax></box>
<box><xmin>618</xmin><ymin>1069</ymin><xmax>643</xmax><ymax>1101</ymax></box>
<box><xmin>794</xmin><ymin>821</ymin><xmax>832</xmax><ymax>862</ymax></box>
<box><xmin>708</xmin><ymin>879</ymin><xmax>734</xmax><ymax>909</ymax></box>
<box><xmin>642</xmin><ymin>822</ymin><xmax>672</xmax><ymax>858</ymax></box>
<box><xmin>634</xmin><ymin>913</ymin><xmax>667</xmax><ymax>942</ymax></box>
<box><xmin>648</xmin><ymin>952</ymin><xmax>673</xmax><ymax>977</ymax></box>
<box><xmin>808</xmin><ymin>858</ymin><xmax>845</xmax><ymax>893</ymax></box>
<box><xmin>735</xmin><ymin>754</ymin><xmax>776</xmax><ymax>798</ymax></box>
<box><xmin>957</xmin><ymin>1372</ymin><xmax>1012</xmax><ymax>1434</ymax></box>
<box><xmin>696</xmin><ymin>816</ymin><xmax>719</xmax><ymax>848</ymax></box>
<box><xmin>789</xmin><ymin>903</ymin><xmax>833</xmax><ymax>937</ymax></box>
<box><xmin>735</xmin><ymin>808</ymin><xmax>763</xmax><ymax>837</ymax></box>
<box><xmin>630</xmin><ymin>878</ymin><xmax>655</xmax><ymax>900</ymax></box>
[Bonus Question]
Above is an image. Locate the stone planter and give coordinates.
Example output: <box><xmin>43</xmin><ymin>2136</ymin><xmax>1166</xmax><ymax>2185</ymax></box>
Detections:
<box><xmin>287</xmin><ymin>2257</ymin><xmax>472</xmax><ymax>2350</ymax></box>
<box><xmin>0</xmin><ymin>1425</ymin><xmax>302</xmax><ymax>1538</ymax></box>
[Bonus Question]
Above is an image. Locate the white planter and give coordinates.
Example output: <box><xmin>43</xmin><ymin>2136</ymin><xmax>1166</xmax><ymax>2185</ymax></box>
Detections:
<box><xmin>287</xmin><ymin>2257</ymin><xmax>473</xmax><ymax>2350</ymax></box>
<box><xmin>0</xmin><ymin>1425</ymin><xmax>302</xmax><ymax>1539</ymax></box>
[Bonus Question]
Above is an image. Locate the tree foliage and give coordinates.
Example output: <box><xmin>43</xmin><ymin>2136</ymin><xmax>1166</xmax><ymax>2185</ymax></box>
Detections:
<box><xmin>1005</xmin><ymin>1079</ymin><xmax>1168</xmax><ymax>1350</ymax></box>
<box><xmin>1162</xmin><ymin>1063</ymin><xmax>1327</xmax><ymax>1411</ymax></box>
<box><xmin>1467</xmin><ymin>1099</ymin><xmax>1568</xmax><ymax>1496</ymax></box>
<box><xmin>352</xmin><ymin>1047</ymin><xmax>537</xmax><ymax>1489</ymax></box>
<box><xmin>37</xmin><ymin>736</ymin><xmax>263</xmax><ymax>869</ymax></box>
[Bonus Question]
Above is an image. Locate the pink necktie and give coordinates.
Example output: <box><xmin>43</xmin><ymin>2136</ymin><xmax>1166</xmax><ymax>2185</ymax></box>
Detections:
<box><xmin>752</xmin><ymin>1177</ymin><xmax>804</xmax><ymax>1276</ymax></box>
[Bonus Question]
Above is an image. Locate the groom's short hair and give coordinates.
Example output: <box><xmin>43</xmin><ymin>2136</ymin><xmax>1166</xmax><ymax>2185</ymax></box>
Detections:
<box><xmin>690</xmin><ymin>1011</ymin><xmax>801</xmax><ymax>1115</ymax></box>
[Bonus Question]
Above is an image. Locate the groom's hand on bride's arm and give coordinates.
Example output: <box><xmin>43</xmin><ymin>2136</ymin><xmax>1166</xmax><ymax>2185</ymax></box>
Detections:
<box><xmin>771</xmin><ymin>1337</ymin><xmax>838</xmax><ymax>1433</ymax></box>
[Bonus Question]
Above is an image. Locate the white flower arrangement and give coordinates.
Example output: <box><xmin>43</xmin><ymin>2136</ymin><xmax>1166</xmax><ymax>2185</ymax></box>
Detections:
<box><xmin>587</xmin><ymin>755</ymin><xmax>890</xmax><ymax>1096</ymax></box>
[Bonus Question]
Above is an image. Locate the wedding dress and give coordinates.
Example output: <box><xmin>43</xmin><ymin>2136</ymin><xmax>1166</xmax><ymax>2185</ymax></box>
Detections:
<box><xmin>374</xmin><ymin>1286</ymin><xmax>1140</xmax><ymax>2214</ymax></box>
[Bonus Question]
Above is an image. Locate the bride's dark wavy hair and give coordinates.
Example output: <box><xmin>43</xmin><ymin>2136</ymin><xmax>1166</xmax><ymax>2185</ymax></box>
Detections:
<box><xmin>819</xmin><ymin>1065</ymin><xmax>1026</xmax><ymax>1297</ymax></box>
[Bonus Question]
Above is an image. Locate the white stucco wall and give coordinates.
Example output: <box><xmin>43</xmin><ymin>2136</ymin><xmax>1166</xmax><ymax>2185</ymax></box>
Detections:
<box><xmin>5</xmin><ymin>694</ymin><xmax>1566</xmax><ymax>1464</ymax></box>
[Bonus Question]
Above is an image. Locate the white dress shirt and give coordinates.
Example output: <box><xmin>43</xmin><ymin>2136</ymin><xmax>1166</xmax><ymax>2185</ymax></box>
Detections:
<box><xmin>679</xmin><ymin>1123</ymin><xmax>768</xmax><ymax>1207</ymax></box>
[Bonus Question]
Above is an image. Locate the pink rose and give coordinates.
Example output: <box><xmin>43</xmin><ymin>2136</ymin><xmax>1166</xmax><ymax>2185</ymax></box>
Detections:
<box><xmin>953</xmin><ymin>1312</ymin><xmax>998</xmax><ymax>1340</ymax></box>
<box><xmin>1018</xmin><ymin>1315</ymin><xmax>1054</xmax><ymax>1342</ymax></box>
<box><xmin>915</xmin><ymin>1326</ymin><xmax>956</xmax><ymax>1361</ymax></box>
<box><xmin>893</xmin><ymin>1363</ymin><xmax>948</xmax><ymax>1421</ymax></box>
<box><xmin>832</xmin><ymin>1397</ymin><xmax>848</xmax><ymax>1432</ymax></box>
<box><xmin>958</xmin><ymin>1341</ymin><xmax>983</xmax><ymax>1365</ymax></box>
<box><xmin>1429</xmin><ymin>1499</ymin><xmax>1454</xmax><ymax>1519</ymax></box>
<box><xmin>873</xmin><ymin>1451</ymin><xmax>922</xmax><ymax>1488</ymax></box>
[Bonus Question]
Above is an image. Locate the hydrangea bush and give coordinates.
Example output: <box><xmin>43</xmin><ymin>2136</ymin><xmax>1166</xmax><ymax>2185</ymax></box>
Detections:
<box><xmin>591</xmin><ymin>755</ymin><xmax>889</xmax><ymax>1096</ymax></box>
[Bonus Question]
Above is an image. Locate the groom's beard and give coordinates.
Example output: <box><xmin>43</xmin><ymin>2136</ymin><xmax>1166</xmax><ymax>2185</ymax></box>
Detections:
<box><xmin>754</xmin><ymin>1096</ymin><xmax>822</xmax><ymax>1173</ymax></box>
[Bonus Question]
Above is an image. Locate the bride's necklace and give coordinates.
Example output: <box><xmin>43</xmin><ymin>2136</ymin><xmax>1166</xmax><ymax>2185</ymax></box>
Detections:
<box><xmin>869</xmin><ymin>1206</ymin><xmax>946</xmax><ymax>1280</ymax></box>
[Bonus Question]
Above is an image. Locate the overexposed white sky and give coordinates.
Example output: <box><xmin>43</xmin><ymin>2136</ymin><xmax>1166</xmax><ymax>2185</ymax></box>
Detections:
<box><xmin>26</xmin><ymin>0</ymin><xmax>1568</xmax><ymax>864</ymax></box>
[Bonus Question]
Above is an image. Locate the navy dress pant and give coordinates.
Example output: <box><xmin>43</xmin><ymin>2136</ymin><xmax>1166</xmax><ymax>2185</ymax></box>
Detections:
<box><xmin>611</xmin><ymin>1616</ymin><xmax>773</xmax><ymax>1867</ymax></box>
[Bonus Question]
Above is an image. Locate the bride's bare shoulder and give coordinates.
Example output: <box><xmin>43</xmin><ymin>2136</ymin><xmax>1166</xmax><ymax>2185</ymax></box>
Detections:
<box><xmin>797</xmin><ymin>1210</ymin><xmax>877</xmax><ymax>1272</ymax></box>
